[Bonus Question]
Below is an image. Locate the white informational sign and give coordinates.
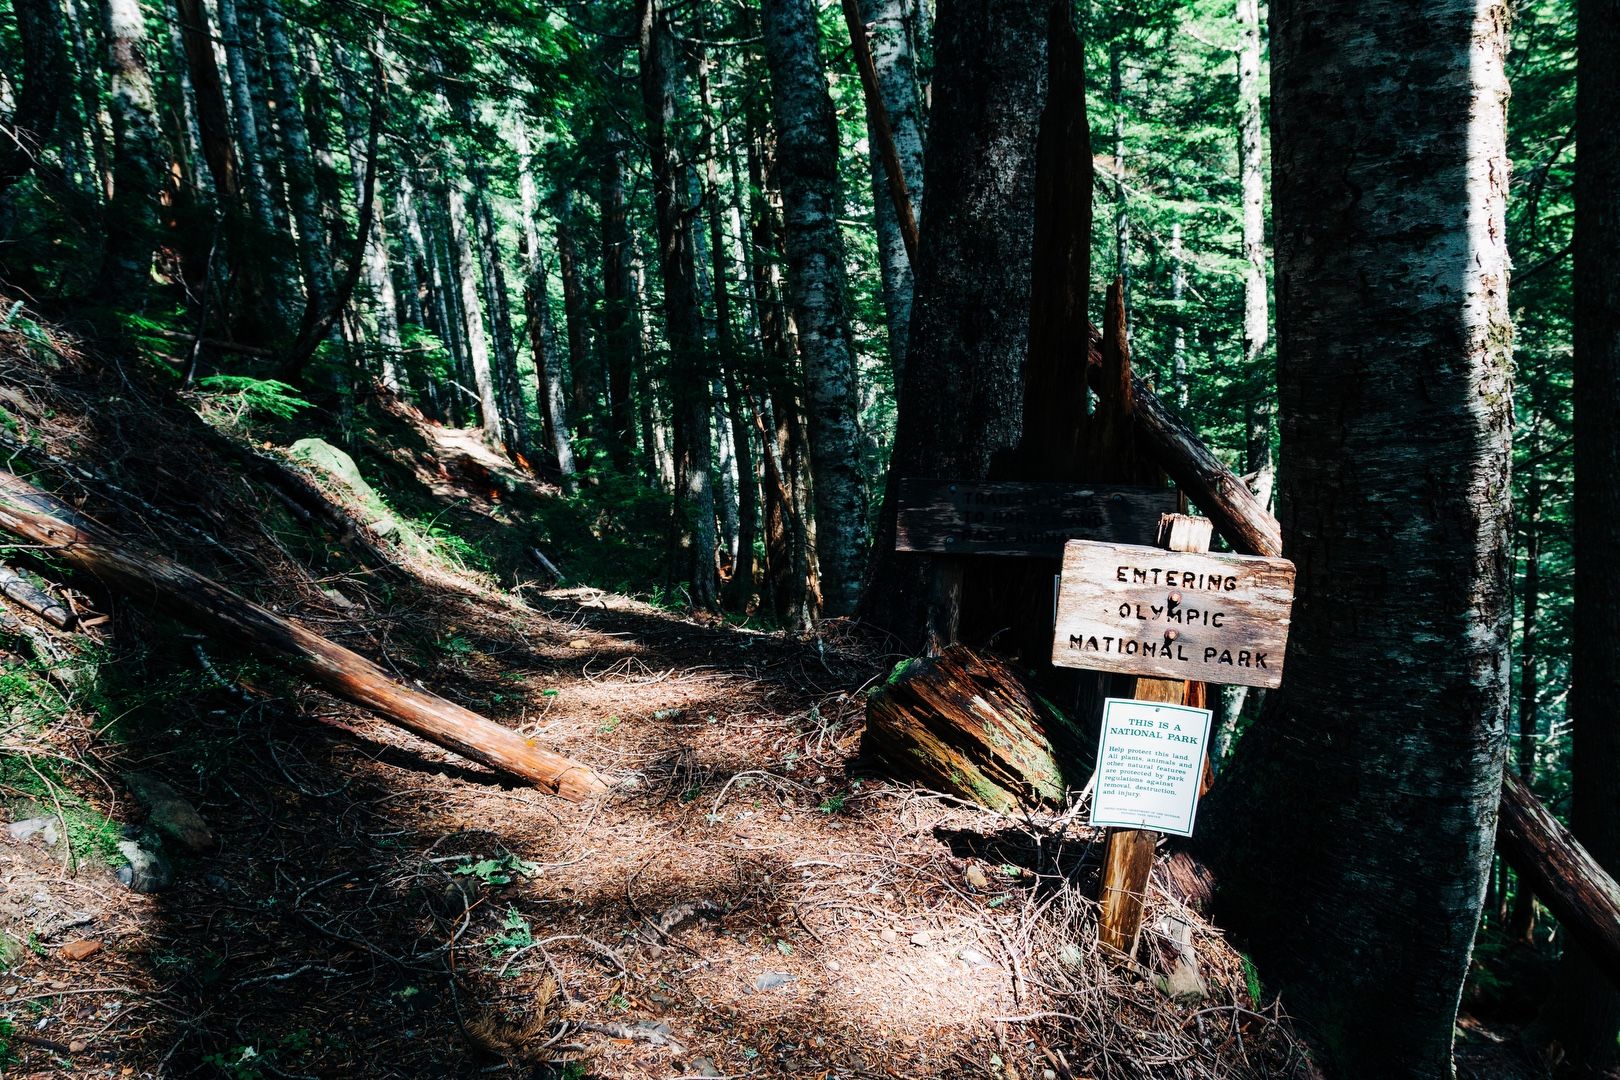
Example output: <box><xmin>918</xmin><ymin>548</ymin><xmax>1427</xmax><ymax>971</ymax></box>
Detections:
<box><xmin>1089</xmin><ymin>697</ymin><xmax>1213</xmax><ymax>838</ymax></box>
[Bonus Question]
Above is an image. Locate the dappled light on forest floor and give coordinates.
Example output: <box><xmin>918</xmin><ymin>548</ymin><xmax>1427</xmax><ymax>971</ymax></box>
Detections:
<box><xmin>0</xmin><ymin>323</ymin><xmax>1305</xmax><ymax>1078</ymax></box>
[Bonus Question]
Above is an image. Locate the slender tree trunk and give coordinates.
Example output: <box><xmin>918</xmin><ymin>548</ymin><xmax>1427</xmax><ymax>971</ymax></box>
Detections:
<box><xmin>1509</xmin><ymin>456</ymin><xmax>1543</xmax><ymax>945</ymax></box>
<box><xmin>242</xmin><ymin>0</ymin><xmax>290</xmax><ymax>239</ymax></box>
<box><xmin>1199</xmin><ymin>0</ymin><xmax>1514</xmax><ymax>1072</ymax></box>
<box><xmin>98</xmin><ymin>0</ymin><xmax>168</xmax><ymax>300</ymax></box>
<box><xmin>600</xmin><ymin>128</ymin><xmax>641</xmax><ymax>472</ymax></box>
<box><xmin>555</xmin><ymin>189</ymin><xmax>597</xmax><ymax>451</ymax></box>
<box><xmin>163</xmin><ymin>2</ymin><xmax>206</xmax><ymax>191</ymax></box>
<box><xmin>173</xmin><ymin>0</ymin><xmax>237</xmax><ymax>198</ymax></box>
<box><xmin>746</xmin><ymin>125</ymin><xmax>813</xmax><ymax>628</ymax></box>
<box><xmin>261</xmin><ymin>0</ymin><xmax>337</xmax><ymax>323</ymax></box>
<box><xmin>471</xmin><ymin>185</ymin><xmax>525</xmax><ymax>452</ymax></box>
<box><xmin>444</xmin><ymin>178</ymin><xmax>503</xmax><ymax>444</ymax></box>
<box><xmin>336</xmin><ymin>47</ymin><xmax>401</xmax><ymax>391</ymax></box>
<box><xmin>0</xmin><ymin>0</ymin><xmax>66</xmax><ymax>195</ymax></box>
<box><xmin>1109</xmin><ymin>40</ymin><xmax>1130</xmax><ymax>312</ymax></box>
<box><xmin>1237</xmin><ymin>0</ymin><xmax>1273</xmax><ymax>501</ymax></box>
<box><xmin>65</xmin><ymin>0</ymin><xmax>112</xmax><ymax>200</ymax></box>
<box><xmin>859</xmin><ymin>0</ymin><xmax>1050</xmax><ymax>644</ymax></box>
<box><xmin>762</xmin><ymin>0</ymin><xmax>870</xmax><ymax>617</ymax></box>
<box><xmin>853</xmin><ymin>0</ymin><xmax>925</xmax><ymax>380</ymax></box>
<box><xmin>1554</xmin><ymin>0</ymin><xmax>1620</xmax><ymax>1066</ymax></box>
<box><xmin>637</xmin><ymin>0</ymin><xmax>718</xmax><ymax>610</ymax></box>
<box><xmin>516</xmin><ymin>118</ymin><xmax>576</xmax><ymax>486</ymax></box>
<box><xmin>217</xmin><ymin>0</ymin><xmax>275</xmax><ymax>228</ymax></box>
<box><xmin>1170</xmin><ymin>221</ymin><xmax>1187</xmax><ymax>408</ymax></box>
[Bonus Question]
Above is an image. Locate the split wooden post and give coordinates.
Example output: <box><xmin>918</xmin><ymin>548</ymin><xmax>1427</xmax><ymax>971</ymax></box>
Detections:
<box><xmin>1097</xmin><ymin>512</ymin><xmax>1212</xmax><ymax>954</ymax></box>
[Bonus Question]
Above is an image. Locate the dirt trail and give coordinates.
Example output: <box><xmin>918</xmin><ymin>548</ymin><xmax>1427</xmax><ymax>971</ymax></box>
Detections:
<box><xmin>0</xmin><ymin>325</ymin><xmax>1303</xmax><ymax>1079</ymax></box>
<box><xmin>1</xmin><ymin>577</ymin><xmax>1064</xmax><ymax>1077</ymax></box>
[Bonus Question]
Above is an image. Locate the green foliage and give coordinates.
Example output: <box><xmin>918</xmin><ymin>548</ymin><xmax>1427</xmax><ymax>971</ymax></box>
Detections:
<box><xmin>486</xmin><ymin>907</ymin><xmax>534</xmax><ymax>956</ymax></box>
<box><xmin>193</xmin><ymin>376</ymin><xmax>313</xmax><ymax>420</ymax></box>
<box><xmin>453</xmin><ymin>853</ymin><xmax>540</xmax><ymax>887</ymax></box>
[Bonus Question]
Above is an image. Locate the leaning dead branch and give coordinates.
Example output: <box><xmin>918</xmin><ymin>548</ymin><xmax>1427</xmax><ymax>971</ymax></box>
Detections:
<box><xmin>0</xmin><ymin>469</ymin><xmax>609</xmax><ymax>800</ymax></box>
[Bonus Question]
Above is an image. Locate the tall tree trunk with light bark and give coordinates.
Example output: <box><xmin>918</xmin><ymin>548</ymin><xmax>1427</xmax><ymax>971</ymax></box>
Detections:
<box><xmin>1552</xmin><ymin>0</ymin><xmax>1620</xmax><ymax>1068</ymax></box>
<box><xmin>516</xmin><ymin>118</ymin><xmax>576</xmax><ymax>486</ymax></box>
<box><xmin>762</xmin><ymin>0</ymin><xmax>869</xmax><ymax>617</ymax></box>
<box><xmin>854</xmin><ymin>0</ymin><xmax>925</xmax><ymax>379</ymax></box>
<box><xmin>98</xmin><ymin>0</ymin><xmax>168</xmax><ymax>300</ymax></box>
<box><xmin>1200</xmin><ymin>0</ymin><xmax>1514</xmax><ymax>1073</ymax></box>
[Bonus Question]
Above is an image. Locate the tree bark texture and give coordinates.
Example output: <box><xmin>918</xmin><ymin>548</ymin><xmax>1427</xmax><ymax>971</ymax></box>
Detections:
<box><xmin>99</xmin><ymin>0</ymin><xmax>168</xmax><ymax>299</ymax></box>
<box><xmin>860</xmin><ymin>0</ymin><xmax>1050</xmax><ymax>645</ymax></box>
<box><xmin>1199</xmin><ymin>0</ymin><xmax>1514</xmax><ymax>1073</ymax></box>
<box><xmin>762</xmin><ymin>0</ymin><xmax>870</xmax><ymax>617</ymax></box>
<box><xmin>851</xmin><ymin>0</ymin><xmax>925</xmax><ymax>380</ymax></box>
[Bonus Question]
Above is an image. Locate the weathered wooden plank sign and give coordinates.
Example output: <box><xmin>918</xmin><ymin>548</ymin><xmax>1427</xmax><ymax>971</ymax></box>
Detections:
<box><xmin>1051</xmin><ymin>539</ymin><xmax>1295</xmax><ymax>689</ymax></box>
<box><xmin>894</xmin><ymin>479</ymin><xmax>1177</xmax><ymax>557</ymax></box>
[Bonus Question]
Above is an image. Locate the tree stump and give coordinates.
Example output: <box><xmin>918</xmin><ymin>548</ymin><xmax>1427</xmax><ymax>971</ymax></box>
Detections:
<box><xmin>861</xmin><ymin>644</ymin><xmax>1089</xmax><ymax>811</ymax></box>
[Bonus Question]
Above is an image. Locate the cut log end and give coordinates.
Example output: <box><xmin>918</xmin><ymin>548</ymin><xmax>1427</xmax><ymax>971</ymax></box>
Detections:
<box><xmin>861</xmin><ymin>644</ymin><xmax>1088</xmax><ymax>812</ymax></box>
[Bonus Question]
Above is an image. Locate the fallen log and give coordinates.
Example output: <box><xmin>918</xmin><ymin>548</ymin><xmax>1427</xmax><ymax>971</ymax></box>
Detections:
<box><xmin>0</xmin><ymin>564</ymin><xmax>72</xmax><ymax>627</ymax></box>
<box><xmin>862</xmin><ymin>644</ymin><xmax>1091</xmax><ymax>812</ymax></box>
<box><xmin>1497</xmin><ymin>770</ymin><xmax>1620</xmax><ymax>986</ymax></box>
<box><xmin>0</xmin><ymin>470</ymin><xmax>608</xmax><ymax>801</ymax></box>
<box><xmin>1093</xmin><ymin>333</ymin><xmax>1620</xmax><ymax>987</ymax></box>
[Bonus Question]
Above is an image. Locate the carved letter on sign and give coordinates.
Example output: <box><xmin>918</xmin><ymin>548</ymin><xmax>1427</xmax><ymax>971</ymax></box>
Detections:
<box><xmin>1051</xmin><ymin>539</ymin><xmax>1295</xmax><ymax>689</ymax></box>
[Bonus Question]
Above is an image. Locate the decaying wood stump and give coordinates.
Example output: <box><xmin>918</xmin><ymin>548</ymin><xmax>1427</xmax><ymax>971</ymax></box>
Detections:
<box><xmin>862</xmin><ymin>644</ymin><xmax>1089</xmax><ymax>811</ymax></box>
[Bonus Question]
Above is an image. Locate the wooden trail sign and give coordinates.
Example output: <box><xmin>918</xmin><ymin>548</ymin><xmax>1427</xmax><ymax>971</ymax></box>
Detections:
<box><xmin>895</xmin><ymin>479</ymin><xmax>1176</xmax><ymax>557</ymax></box>
<box><xmin>1051</xmin><ymin>540</ymin><xmax>1295</xmax><ymax>689</ymax></box>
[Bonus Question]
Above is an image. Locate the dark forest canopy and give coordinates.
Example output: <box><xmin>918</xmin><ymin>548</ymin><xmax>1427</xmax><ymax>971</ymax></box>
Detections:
<box><xmin>0</xmin><ymin>0</ymin><xmax>1611</xmax><ymax>1075</ymax></box>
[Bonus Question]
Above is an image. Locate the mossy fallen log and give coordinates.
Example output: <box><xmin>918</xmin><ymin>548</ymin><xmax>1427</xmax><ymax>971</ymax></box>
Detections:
<box><xmin>862</xmin><ymin>644</ymin><xmax>1089</xmax><ymax>811</ymax></box>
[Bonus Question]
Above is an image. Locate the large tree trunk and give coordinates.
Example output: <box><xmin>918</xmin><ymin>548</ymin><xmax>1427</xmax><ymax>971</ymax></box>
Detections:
<box><xmin>98</xmin><ymin>0</ymin><xmax>168</xmax><ymax>300</ymax></box>
<box><xmin>851</xmin><ymin>0</ymin><xmax>925</xmax><ymax>380</ymax></box>
<box><xmin>762</xmin><ymin>0</ymin><xmax>869</xmax><ymax>617</ymax></box>
<box><xmin>1554</xmin><ymin>0</ymin><xmax>1620</xmax><ymax>1065</ymax></box>
<box><xmin>637</xmin><ymin>0</ymin><xmax>718</xmax><ymax>610</ymax></box>
<box><xmin>1199</xmin><ymin>0</ymin><xmax>1514</xmax><ymax>1072</ymax></box>
<box><xmin>860</xmin><ymin>0</ymin><xmax>1050</xmax><ymax>646</ymax></box>
<box><xmin>0</xmin><ymin>473</ymin><xmax>605</xmax><ymax>800</ymax></box>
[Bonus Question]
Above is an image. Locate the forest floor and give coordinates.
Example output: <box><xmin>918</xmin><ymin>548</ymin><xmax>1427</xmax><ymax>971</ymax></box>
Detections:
<box><xmin>0</xmin><ymin>310</ymin><xmax>1534</xmax><ymax>1079</ymax></box>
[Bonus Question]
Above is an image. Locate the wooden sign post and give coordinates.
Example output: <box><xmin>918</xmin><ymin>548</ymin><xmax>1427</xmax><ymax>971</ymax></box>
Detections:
<box><xmin>1051</xmin><ymin>513</ymin><xmax>1295</xmax><ymax>954</ymax></box>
